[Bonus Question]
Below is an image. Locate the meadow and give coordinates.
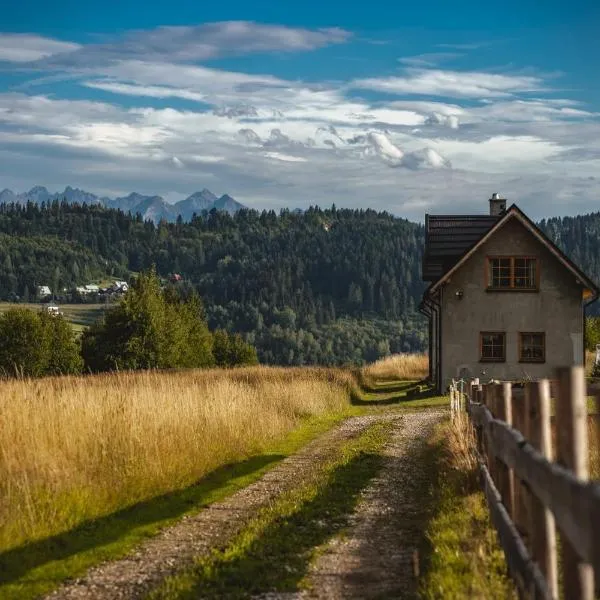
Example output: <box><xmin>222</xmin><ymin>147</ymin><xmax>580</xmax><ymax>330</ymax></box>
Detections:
<box><xmin>0</xmin><ymin>366</ymin><xmax>367</xmax><ymax>553</ymax></box>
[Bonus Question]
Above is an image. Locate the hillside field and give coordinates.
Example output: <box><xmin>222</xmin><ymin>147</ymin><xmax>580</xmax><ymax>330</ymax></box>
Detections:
<box><xmin>0</xmin><ymin>302</ymin><xmax>106</xmax><ymax>333</ymax></box>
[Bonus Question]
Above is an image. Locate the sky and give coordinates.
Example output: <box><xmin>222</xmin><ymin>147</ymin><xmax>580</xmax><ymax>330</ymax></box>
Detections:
<box><xmin>0</xmin><ymin>0</ymin><xmax>599</xmax><ymax>220</ymax></box>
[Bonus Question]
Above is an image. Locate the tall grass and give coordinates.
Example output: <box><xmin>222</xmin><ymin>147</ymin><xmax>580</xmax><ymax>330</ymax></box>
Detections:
<box><xmin>361</xmin><ymin>353</ymin><xmax>428</xmax><ymax>383</ymax></box>
<box><xmin>0</xmin><ymin>367</ymin><xmax>356</xmax><ymax>553</ymax></box>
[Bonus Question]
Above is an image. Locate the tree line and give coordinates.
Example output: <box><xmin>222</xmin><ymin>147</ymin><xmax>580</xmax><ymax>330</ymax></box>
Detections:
<box><xmin>0</xmin><ymin>269</ymin><xmax>257</xmax><ymax>377</ymax></box>
<box><xmin>2</xmin><ymin>201</ymin><xmax>600</xmax><ymax>365</ymax></box>
<box><xmin>0</xmin><ymin>201</ymin><xmax>427</xmax><ymax>364</ymax></box>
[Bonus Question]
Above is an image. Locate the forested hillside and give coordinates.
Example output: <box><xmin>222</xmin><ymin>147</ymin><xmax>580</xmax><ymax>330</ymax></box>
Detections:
<box><xmin>1</xmin><ymin>200</ymin><xmax>599</xmax><ymax>365</ymax></box>
<box><xmin>0</xmin><ymin>201</ymin><xmax>426</xmax><ymax>364</ymax></box>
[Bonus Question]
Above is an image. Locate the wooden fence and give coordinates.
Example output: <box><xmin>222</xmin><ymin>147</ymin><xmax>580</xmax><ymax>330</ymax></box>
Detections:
<box><xmin>450</xmin><ymin>367</ymin><xmax>600</xmax><ymax>600</ymax></box>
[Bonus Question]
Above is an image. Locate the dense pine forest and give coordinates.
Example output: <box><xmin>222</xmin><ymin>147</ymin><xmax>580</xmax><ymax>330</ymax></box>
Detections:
<box><xmin>0</xmin><ymin>200</ymin><xmax>599</xmax><ymax>365</ymax></box>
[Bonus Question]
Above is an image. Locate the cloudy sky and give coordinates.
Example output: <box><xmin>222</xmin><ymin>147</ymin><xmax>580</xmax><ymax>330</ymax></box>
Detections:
<box><xmin>0</xmin><ymin>0</ymin><xmax>599</xmax><ymax>220</ymax></box>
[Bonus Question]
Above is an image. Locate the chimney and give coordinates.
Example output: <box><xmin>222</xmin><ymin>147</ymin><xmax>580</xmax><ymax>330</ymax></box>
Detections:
<box><xmin>489</xmin><ymin>192</ymin><xmax>507</xmax><ymax>216</ymax></box>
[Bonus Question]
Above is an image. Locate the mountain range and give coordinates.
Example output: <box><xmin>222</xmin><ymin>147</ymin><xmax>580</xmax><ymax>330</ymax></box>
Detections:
<box><xmin>0</xmin><ymin>186</ymin><xmax>246</xmax><ymax>222</ymax></box>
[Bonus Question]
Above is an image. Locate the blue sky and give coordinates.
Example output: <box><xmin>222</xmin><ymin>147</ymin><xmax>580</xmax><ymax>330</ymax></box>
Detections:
<box><xmin>0</xmin><ymin>0</ymin><xmax>598</xmax><ymax>219</ymax></box>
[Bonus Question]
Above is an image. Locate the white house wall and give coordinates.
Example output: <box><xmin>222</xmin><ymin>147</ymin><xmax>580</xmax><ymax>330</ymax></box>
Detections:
<box><xmin>440</xmin><ymin>218</ymin><xmax>583</xmax><ymax>389</ymax></box>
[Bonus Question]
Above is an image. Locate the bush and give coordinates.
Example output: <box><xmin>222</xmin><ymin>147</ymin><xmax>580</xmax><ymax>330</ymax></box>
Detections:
<box><xmin>213</xmin><ymin>329</ymin><xmax>259</xmax><ymax>367</ymax></box>
<box><xmin>0</xmin><ymin>309</ymin><xmax>82</xmax><ymax>377</ymax></box>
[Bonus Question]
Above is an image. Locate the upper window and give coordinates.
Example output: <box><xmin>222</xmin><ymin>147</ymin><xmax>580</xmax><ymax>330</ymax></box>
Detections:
<box><xmin>519</xmin><ymin>332</ymin><xmax>546</xmax><ymax>363</ymax></box>
<box><xmin>480</xmin><ymin>332</ymin><xmax>506</xmax><ymax>362</ymax></box>
<box><xmin>487</xmin><ymin>257</ymin><xmax>538</xmax><ymax>290</ymax></box>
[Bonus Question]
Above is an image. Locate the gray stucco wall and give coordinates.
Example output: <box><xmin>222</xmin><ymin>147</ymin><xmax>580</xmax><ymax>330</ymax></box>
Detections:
<box><xmin>440</xmin><ymin>218</ymin><xmax>584</xmax><ymax>388</ymax></box>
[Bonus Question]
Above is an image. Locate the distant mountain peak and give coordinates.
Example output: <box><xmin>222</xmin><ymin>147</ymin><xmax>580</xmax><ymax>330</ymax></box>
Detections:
<box><xmin>0</xmin><ymin>185</ymin><xmax>246</xmax><ymax>222</ymax></box>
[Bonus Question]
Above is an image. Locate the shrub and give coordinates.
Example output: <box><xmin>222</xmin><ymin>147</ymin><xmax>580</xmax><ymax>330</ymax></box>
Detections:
<box><xmin>0</xmin><ymin>309</ymin><xmax>82</xmax><ymax>377</ymax></box>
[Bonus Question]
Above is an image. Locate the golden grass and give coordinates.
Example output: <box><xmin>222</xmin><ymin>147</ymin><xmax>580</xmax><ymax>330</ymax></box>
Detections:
<box><xmin>0</xmin><ymin>366</ymin><xmax>356</xmax><ymax>553</ymax></box>
<box><xmin>361</xmin><ymin>353</ymin><xmax>428</xmax><ymax>383</ymax></box>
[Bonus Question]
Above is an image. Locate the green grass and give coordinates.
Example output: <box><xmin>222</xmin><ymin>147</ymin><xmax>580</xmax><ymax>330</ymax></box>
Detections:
<box><xmin>419</xmin><ymin>420</ymin><xmax>516</xmax><ymax>599</ymax></box>
<box><xmin>352</xmin><ymin>378</ymin><xmax>448</xmax><ymax>409</ymax></box>
<box><xmin>0</xmin><ymin>411</ymin><xmax>358</xmax><ymax>600</ymax></box>
<box><xmin>149</xmin><ymin>420</ymin><xmax>393</xmax><ymax>600</ymax></box>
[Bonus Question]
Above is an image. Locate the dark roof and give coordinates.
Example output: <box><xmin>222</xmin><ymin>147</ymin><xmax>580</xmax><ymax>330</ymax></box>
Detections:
<box><xmin>422</xmin><ymin>214</ymin><xmax>499</xmax><ymax>281</ymax></box>
<box><xmin>422</xmin><ymin>204</ymin><xmax>599</xmax><ymax>303</ymax></box>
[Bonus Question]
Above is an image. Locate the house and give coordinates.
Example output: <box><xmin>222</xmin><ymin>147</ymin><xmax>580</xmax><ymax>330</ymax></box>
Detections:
<box><xmin>37</xmin><ymin>285</ymin><xmax>52</xmax><ymax>299</ymax></box>
<box><xmin>420</xmin><ymin>193</ymin><xmax>599</xmax><ymax>392</ymax></box>
<box><xmin>112</xmin><ymin>281</ymin><xmax>129</xmax><ymax>293</ymax></box>
<box><xmin>169</xmin><ymin>273</ymin><xmax>183</xmax><ymax>283</ymax></box>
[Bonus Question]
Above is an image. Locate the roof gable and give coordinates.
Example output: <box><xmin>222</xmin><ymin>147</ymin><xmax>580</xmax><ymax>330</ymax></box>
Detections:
<box><xmin>426</xmin><ymin>204</ymin><xmax>599</xmax><ymax>299</ymax></box>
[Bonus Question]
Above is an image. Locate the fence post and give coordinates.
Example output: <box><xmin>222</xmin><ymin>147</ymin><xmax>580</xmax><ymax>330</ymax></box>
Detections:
<box><xmin>475</xmin><ymin>385</ymin><xmax>484</xmax><ymax>454</ymax></box>
<box><xmin>483</xmin><ymin>385</ymin><xmax>494</xmax><ymax>476</ymax></box>
<box><xmin>512</xmin><ymin>386</ymin><xmax>530</xmax><ymax>547</ymax></box>
<box><xmin>495</xmin><ymin>382</ymin><xmax>515</xmax><ymax>520</ymax></box>
<box><xmin>556</xmin><ymin>366</ymin><xmax>594</xmax><ymax>600</ymax></box>
<box><xmin>526</xmin><ymin>380</ymin><xmax>558</xmax><ymax>600</ymax></box>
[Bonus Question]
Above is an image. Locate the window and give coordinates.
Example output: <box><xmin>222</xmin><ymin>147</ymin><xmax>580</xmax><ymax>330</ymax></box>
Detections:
<box><xmin>519</xmin><ymin>332</ymin><xmax>545</xmax><ymax>363</ymax></box>
<box><xmin>480</xmin><ymin>332</ymin><xmax>506</xmax><ymax>362</ymax></box>
<box><xmin>487</xmin><ymin>257</ymin><xmax>538</xmax><ymax>290</ymax></box>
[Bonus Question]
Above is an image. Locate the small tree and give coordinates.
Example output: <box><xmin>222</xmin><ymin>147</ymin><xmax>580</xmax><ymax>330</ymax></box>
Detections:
<box><xmin>0</xmin><ymin>308</ymin><xmax>49</xmax><ymax>376</ymax></box>
<box><xmin>0</xmin><ymin>309</ymin><xmax>83</xmax><ymax>377</ymax></box>
<box><xmin>41</xmin><ymin>313</ymin><xmax>83</xmax><ymax>375</ymax></box>
<box><xmin>82</xmin><ymin>268</ymin><xmax>216</xmax><ymax>372</ymax></box>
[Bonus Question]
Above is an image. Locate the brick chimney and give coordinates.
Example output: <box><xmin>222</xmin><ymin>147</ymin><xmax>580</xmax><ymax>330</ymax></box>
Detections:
<box><xmin>489</xmin><ymin>192</ymin><xmax>507</xmax><ymax>216</ymax></box>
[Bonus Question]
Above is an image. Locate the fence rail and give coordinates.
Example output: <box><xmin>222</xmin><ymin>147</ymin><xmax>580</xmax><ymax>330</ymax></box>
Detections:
<box><xmin>450</xmin><ymin>368</ymin><xmax>600</xmax><ymax>600</ymax></box>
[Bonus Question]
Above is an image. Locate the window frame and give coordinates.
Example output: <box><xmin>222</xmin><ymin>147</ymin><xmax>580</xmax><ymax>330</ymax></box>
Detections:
<box><xmin>518</xmin><ymin>332</ymin><xmax>546</xmax><ymax>363</ymax></box>
<box><xmin>480</xmin><ymin>331</ymin><xmax>506</xmax><ymax>363</ymax></box>
<box><xmin>485</xmin><ymin>256</ymin><xmax>540</xmax><ymax>291</ymax></box>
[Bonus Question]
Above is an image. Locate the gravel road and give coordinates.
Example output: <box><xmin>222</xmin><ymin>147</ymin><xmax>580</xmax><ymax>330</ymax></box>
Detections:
<box><xmin>45</xmin><ymin>414</ymin><xmax>394</xmax><ymax>600</ymax></box>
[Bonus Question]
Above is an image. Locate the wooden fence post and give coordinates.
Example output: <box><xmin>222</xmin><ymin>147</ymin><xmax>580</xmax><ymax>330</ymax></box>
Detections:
<box><xmin>475</xmin><ymin>385</ymin><xmax>484</xmax><ymax>454</ymax></box>
<box><xmin>526</xmin><ymin>379</ymin><xmax>558</xmax><ymax>600</ymax></box>
<box><xmin>556</xmin><ymin>366</ymin><xmax>594</xmax><ymax>600</ymax></box>
<box><xmin>495</xmin><ymin>382</ymin><xmax>515</xmax><ymax>520</ymax></box>
<box><xmin>512</xmin><ymin>387</ymin><xmax>530</xmax><ymax>547</ymax></box>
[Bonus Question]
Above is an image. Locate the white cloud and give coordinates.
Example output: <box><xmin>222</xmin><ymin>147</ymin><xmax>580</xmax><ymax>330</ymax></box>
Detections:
<box><xmin>0</xmin><ymin>21</ymin><xmax>599</xmax><ymax>220</ymax></box>
<box><xmin>425</xmin><ymin>112</ymin><xmax>460</xmax><ymax>129</ymax></box>
<box><xmin>398</xmin><ymin>52</ymin><xmax>462</xmax><ymax>67</ymax></box>
<box><xmin>264</xmin><ymin>151</ymin><xmax>307</xmax><ymax>162</ymax></box>
<box><xmin>83</xmin><ymin>80</ymin><xmax>208</xmax><ymax>103</ymax></box>
<box><xmin>352</xmin><ymin>69</ymin><xmax>544</xmax><ymax>98</ymax></box>
<box><xmin>34</xmin><ymin>22</ymin><xmax>350</xmax><ymax>67</ymax></box>
<box><xmin>365</xmin><ymin>132</ymin><xmax>404</xmax><ymax>164</ymax></box>
<box><xmin>0</xmin><ymin>34</ymin><xmax>80</xmax><ymax>62</ymax></box>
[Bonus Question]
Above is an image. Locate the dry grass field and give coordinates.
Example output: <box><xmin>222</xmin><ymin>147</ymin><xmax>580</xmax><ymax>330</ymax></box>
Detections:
<box><xmin>0</xmin><ymin>366</ymin><xmax>360</xmax><ymax>553</ymax></box>
<box><xmin>361</xmin><ymin>353</ymin><xmax>428</xmax><ymax>383</ymax></box>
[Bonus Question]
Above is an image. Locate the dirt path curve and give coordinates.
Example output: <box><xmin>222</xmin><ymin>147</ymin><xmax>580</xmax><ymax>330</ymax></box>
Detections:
<box><xmin>294</xmin><ymin>409</ymin><xmax>445</xmax><ymax>600</ymax></box>
<box><xmin>45</xmin><ymin>414</ymin><xmax>395</xmax><ymax>600</ymax></box>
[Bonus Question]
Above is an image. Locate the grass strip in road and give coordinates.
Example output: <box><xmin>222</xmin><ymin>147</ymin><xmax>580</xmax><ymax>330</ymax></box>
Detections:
<box><xmin>0</xmin><ymin>411</ymin><xmax>356</xmax><ymax>600</ymax></box>
<box><xmin>419</xmin><ymin>418</ymin><xmax>516</xmax><ymax>599</ymax></box>
<box><xmin>150</xmin><ymin>420</ymin><xmax>393</xmax><ymax>600</ymax></box>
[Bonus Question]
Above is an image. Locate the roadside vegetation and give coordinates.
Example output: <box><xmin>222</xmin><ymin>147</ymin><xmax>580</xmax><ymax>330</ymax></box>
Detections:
<box><xmin>362</xmin><ymin>352</ymin><xmax>428</xmax><ymax>384</ymax></box>
<box><xmin>420</xmin><ymin>416</ymin><xmax>516</xmax><ymax>599</ymax></box>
